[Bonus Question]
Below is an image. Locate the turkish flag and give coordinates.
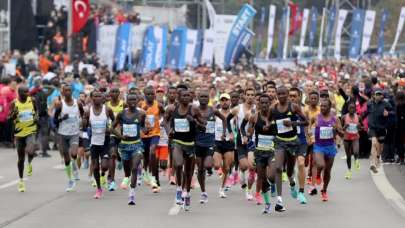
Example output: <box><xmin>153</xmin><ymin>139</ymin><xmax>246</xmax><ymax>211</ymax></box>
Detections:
<box><xmin>288</xmin><ymin>2</ymin><xmax>302</xmax><ymax>36</ymax></box>
<box><xmin>72</xmin><ymin>0</ymin><xmax>90</xmax><ymax>33</ymax></box>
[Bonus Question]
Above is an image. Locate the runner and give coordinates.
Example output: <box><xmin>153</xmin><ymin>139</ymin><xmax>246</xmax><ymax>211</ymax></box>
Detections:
<box><xmin>165</xmin><ymin>88</ymin><xmax>205</xmax><ymax>211</ymax></box>
<box><xmin>112</xmin><ymin>94</ymin><xmax>149</xmax><ymax>205</ymax></box>
<box><xmin>83</xmin><ymin>89</ymin><xmax>115</xmax><ymax>199</ymax></box>
<box><xmin>140</xmin><ymin>86</ymin><xmax>165</xmax><ymax>193</ymax></box>
<box><xmin>242</xmin><ymin>94</ymin><xmax>276</xmax><ymax>213</ymax></box>
<box><xmin>9</xmin><ymin>86</ymin><xmax>38</xmax><ymax>192</ymax></box>
<box><xmin>342</xmin><ymin>102</ymin><xmax>362</xmax><ymax>179</ymax></box>
<box><xmin>213</xmin><ymin>93</ymin><xmax>235</xmax><ymax>199</ymax></box>
<box><xmin>310</xmin><ymin>99</ymin><xmax>344</xmax><ymax>201</ymax></box>
<box><xmin>289</xmin><ymin>87</ymin><xmax>308</xmax><ymax>204</ymax></box>
<box><xmin>195</xmin><ymin>88</ymin><xmax>227</xmax><ymax>204</ymax></box>
<box><xmin>167</xmin><ymin>86</ymin><xmax>179</xmax><ymax>185</ymax></box>
<box><xmin>54</xmin><ymin>84</ymin><xmax>84</xmax><ymax>192</ymax></box>
<box><xmin>271</xmin><ymin>86</ymin><xmax>307</xmax><ymax>211</ymax></box>
<box><xmin>106</xmin><ymin>86</ymin><xmax>124</xmax><ymax>191</ymax></box>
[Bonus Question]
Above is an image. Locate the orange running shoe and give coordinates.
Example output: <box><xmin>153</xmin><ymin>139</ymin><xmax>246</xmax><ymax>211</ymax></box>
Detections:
<box><xmin>321</xmin><ymin>191</ymin><xmax>328</xmax><ymax>202</ymax></box>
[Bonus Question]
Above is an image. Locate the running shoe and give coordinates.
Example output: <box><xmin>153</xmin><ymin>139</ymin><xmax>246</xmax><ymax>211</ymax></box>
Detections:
<box><xmin>200</xmin><ymin>192</ymin><xmax>209</xmax><ymax>204</ymax></box>
<box><xmin>355</xmin><ymin>160</ymin><xmax>361</xmax><ymax>171</ymax></box>
<box><xmin>308</xmin><ymin>186</ymin><xmax>318</xmax><ymax>195</ymax></box>
<box><xmin>282</xmin><ymin>172</ymin><xmax>288</xmax><ymax>182</ymax></box>
<box><xmin>169</xmin><ymin>176</ymin><xmax>176</xmax><ymax>185</ymax></box>
<box><xmin>94</xmin><ymin>188</ymin><xmax>103</xmax><ymax>199</ymax></box>
<box><xmin>290</xmin><ymin>185</ymin><xmax>298</xmax><ymax>199</ymax></box>
<box><xmin>73</xmin><ymin>170</ymin><xmax>80</xmax><ymax>181</ymax></box>
<box><xmin>184</xmin><ymin>195</ymin><xmax>191</xmax><ymax>211</ymax></box>
<box><xmin>275</xmin><ymin>200</ymin><xmax>286</xmax><ymax>212</ymax></box>
<box><xmin>255</xmin><ymin>192</ymin><xmax>263</xmax><ymax>205</ymax></box>
<box><xmin>370</xmin><ymin>165</ymin><xmax>378</xmax><ymax>174</ymax></box>
<box><xmin>66</xmin><ymin>180</ymin><xmax>76</xmax><ymax>192</ymax></box>
<box><xmin>219</xmin><ymin>189</ymin><xmax>227</xmax><ymax>198</ymax></box>
<box><xmin>27</xmin><ymin>163</ymin><xmax>33</xmax><ymax>177</ymax></box>
<box><xmin>176</xmin><ymin>190</ymin><xmax>183</xmax><ymax>205</ymax></box>
<box><xmin>297</xmin><ymin>192</ymin><xmax>307</xmax><ymax>204</ymax></box>
<box><xmin>263</xmin><ymin>203</ymin><xmax>271</xmax><ymax>214</ymax></box>
<box><xmin>245</xmin><ymin>189</ymin><xmax>254</xmax><ymax>201</ymax></box>
<box><xmin>306</xmin><ymin>176</ymin><xmax>312</xmax><ymax>185</ymax></box>
<box><xmin>152</xmin><ymin>186</ymin><xmax>161</xmax><ymax>194</ymax></box>
<box><xmin>316</xmin><ymin>175</ymin><xmax>322</xmax><ymax>185</ymax></box>
<box><xmin>92</xmin><ymin>179</ymin><xmax>97</xmax><ymax>188</ymax></box>
<box><xmin>120</xmin><ymin>177</ymin><xmax>129</xmax><ymax>190</ymax></box>
<box><xmin>100</xmin><ymin>176</ymin><xmax>107</xmax><ymax>189</ymax></box>
<box><xmin>321</xmin><ymin>191</ymin><xmax>328</xmax><ymax>202</ymax></box>
<box><xmin>108</xmin><ymin>181</ymin><xmax>117</xmax><ymax>191</ymax></box>
<box><xmin>345</xmin><ymin>170</ymin><xmax>352</xmax><ymax>180</ymax></box>
<box><xmin>83</xmin><ymin>159</ymin><xmax>89</xmax><ymax>169</ymax></box>
<box><xmin>128</xmin><ymin>189</ymin><xmax>136</xmax><ymax>205</ymax></box>
<box><xmin>18</xmin><ymin>180</ymin><xmax>26</xmax><ymax>192</ymax></box>
<box><xmin>270</xmin><ymin>184</ymin><xmax>277</xmax><ymax>197</ymax></box>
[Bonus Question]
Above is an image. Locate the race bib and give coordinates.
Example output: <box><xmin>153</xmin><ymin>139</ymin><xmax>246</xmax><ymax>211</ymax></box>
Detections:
<box><xmin>206</xmin><ymin>121</ymin><xmax>215</xmax><ymax>134</ymax></box>
<box><xmin>147</xmin><ymin>115</ymin><xmax>155</xmax><ymax>126</ymax></box>
<box><xmin>347</xmin><ymin>123</ymin><xmax>358</xmax><ymax>134</ymax></box>
<box><xmin>82</xmin><ymin>131</ymin><xmax>89</xmax><ymax>139</ymax></box>
<box><xmin>19</xmin><ymin>111</ymin><xmax>33</xmax><ymax>122</ymax></box>
<box><xmin>123</xmin><ymin>124</ymin><xmax>138</xmax><ymax>137</ymax></box>
<box><xmin>92</xmin><ymin>120</ymin><xmax>106</xmax><ymax>134</ymax></box>
<box><xmin>320</xmin><ymin>126</ymin><xmax>333</xmax><ymax>139</ymax></box>
<box><xmin>257</xmin><ymin>135</ymin><xmax>274</xmax><ymax>150</ymax></box>
<box><xmin>276</xmin><ymin>118</ymin><xmax>293</xmax><ymax>134</ymax></box>
<box><xmin>297</xmin><ymin>126</ymin><xmax>301</xmax><ymax>134</ymax></box>
<box><xmin>174</xmin><ymin>118</ymin><xmax>190</xmax><ymax>132</ymax></box>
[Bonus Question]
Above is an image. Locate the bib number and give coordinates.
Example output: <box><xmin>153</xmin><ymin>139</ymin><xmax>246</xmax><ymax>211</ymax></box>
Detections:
<box><xmin>19</xmin><ymin>111</ymin><xmax>33</xmax><ymax>122</ymax></box>
<box><xmin>147</xmin><ymin>115</ymin><xmax>155</xmax><ymax>126</ymax></box>
<box><xmin>206</xmin><ymin>121</ymin><xmax>215</xmax><ymax>134</ymax></box>
<box><xmin>347</xmin><ymin>124</ymin><xmax>358</xmax><ymax>134</ymax></box>
<box><xmin>257</xmin><ymin>135</ymin><xmax>274</xmax><ymax>150</ymax></box>
<box><xmin>320</xmin><ymin>126</ymin><xmax>333</xmax><ymax>139</ymax></box>
<box><xmin>123</xmin><ymin>124</ymin><xmax>138</xmax><ymax>137</ymax></box>
<box><xmin>92</xmin><ymin>120</ymin><xmax>106</xmax><ymax>134</ymax></box>
<box><xmin>174</xmin><ymin>118</ymin><xmax>190</xmax><ymax>133</ymax></box>
<box><xmin>276</xmin><ymin>118</ymin><xmax>293</xmax><ymax>134</ymax></box>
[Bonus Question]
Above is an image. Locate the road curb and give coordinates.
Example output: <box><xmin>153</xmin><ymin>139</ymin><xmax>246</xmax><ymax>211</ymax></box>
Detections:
<box><xmin>371</xmin><ymin>165</ymin><xmax>405</xmax><ymax>218</ymax></box>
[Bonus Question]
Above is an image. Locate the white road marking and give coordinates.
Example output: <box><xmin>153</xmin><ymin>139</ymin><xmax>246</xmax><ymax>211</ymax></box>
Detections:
<box><xmin>371</xmin><ymin>166</ymin><xmax>405</xmax><ymax>218</ymax></box>
<box><xmin>168</xmin><ymin>203</ymin><xmax>182</xmax><ymax>215</ymax></box>
<box><xmin>0</xmin><ymin>178</ymin><xmax>27</xmax><ymax>190</ymax></box>
<box><xmin>53</xmin><ymin>164</ymin><xmax>65</xmax><ymax>170</ymax></box>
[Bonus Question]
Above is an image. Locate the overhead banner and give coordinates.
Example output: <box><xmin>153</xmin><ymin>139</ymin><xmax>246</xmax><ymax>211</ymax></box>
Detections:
<box><xmin>283</xmin><ymin>7</ymin><xmax>290</xmax><ymax>59</ymax></box>
<box><xmin>317</xmin><ymin>8</ymin><xmax>326</xmax><ymax>59</ymax></box>
<box><xmin>201</xmin><ymin>29</ymin><xmax>215</xmax><ymax>65</ymax></box>
<box><xmin>325</xmin><ymin>7</ymin><xmax>336</xmax><ymax>46</ymax></box>
<box><xmin>277</xmin><ymin>7</ymin><xmax>288</xmax><ymax>60</ymax></box>
<box><xmin>361</xmin><ymin>10</ymin><xmax>376</xmax><ymax>55</ymax></box>
<box><xmin>154</xmin><ymin>26</ymin><xmax>168</xmax><ymax>70</ymax></box>
<box><xmin>137</xmin><ymin>26</ymin><xmax>155</xmax><ymax>74</ymax></box>
<box><xmin>266</xmin><ymin>5</ymin><xmax>276</xmax><ymax>59</ymax></box>
<box><xmin>349</xmin><ymin>9</ymin><xmax>365</xmax><ymax>60</ymax></box>
<box><xmin>214</xmin><ymin>15</ymin><xmax>236</xmax><ymax>68</ymax></box>
<box><xmin>193</xmin><ymin>30</ymin><xmax>204</xmax><ymax>67</ymax></box>
<box><xmin>308</xmin><ymin>7</ymin><xmax>318</xmax><ymax>48</ymax></box>
<box><xmin>255</xmin><ymin>7</ymin><xmax>266</xmax><ymax>57</ymax></box>
<box><xmin>185</xmin><ymin>29</ymin><xmax>198</xmax><ymax>66</ymax></box>
<box><xmin>224</xmin><ymin>4</ymin><xmax>256</xmax><ymax>68</ymax></box>
<box><xmin>97</xmin><ymin>25</ymin><xmax>118</xmax><ymax>70</ymax></box>
<box><xmin>390</xmin><ymin>7</ymin><xmax>405</xmax><ymax>54</ymax></box>
<box><xmin>297</xmin><ymin>8</ymin><xmax>310</xmax><ymax>59</ymax></box>
<box><xmin>233</xmin><ymin>28</ymin><xmax>255</xmax><ymax>64</ymax></box>
<box><xmin>204</xmin><ymin>0</ymin><xmax>217</xmax><ymax>29</ymax></box>
<box><xmin>334</xmin><ymin>9</ymin><xmax>348</xmax><ymax>60</ymax></box>
<box><xmin>167</xmin><ymin>26</ymin><xmax>187</xmax><ymax>70</ymax></box>
<box><xmin>114</xmin><ymin>22</ymin><xmax>132</xmax><ymax>71</ymax></box>
<box><xmin>377</xmin><ymin>10</ymin><xmax>389</xmax><ymax>55</ymax></box>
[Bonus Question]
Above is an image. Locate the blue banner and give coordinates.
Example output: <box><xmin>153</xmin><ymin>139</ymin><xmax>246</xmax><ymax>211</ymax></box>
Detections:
<box><xmin>167</xmin><ymin>26</ymin><xmax>187</xmax><ymax>70</ymax></box>
<box><xmin>255</xmin><ymin>7</ymin><xmax>266</xmax><ymax>57</ymax></box>
<box><xmin>308</xmin><ymin>7</ymin><xmax>318</xmax><ymax>48</ymax></box>
<box><xmin>137</xmin><ymin>25</ymin><xmax>157</xmax><ymax>74</ymax></box>
<box><xmin>377</xmin><ymin>10</ymin><xmax>389</xmax><ymax>56</ymax></box>
<box><xmin>114</xmin><ymin>23</ymin><xmax>132</xmax><ymax>71</ymax></box>
<box><xmin>277</xmin><ymin>7</ymin><xmax>288</xmax><ymax>60</ymax></box>
<box><xmin>192</xmin><ymin>30</ymin><xmax>203</xmax><ymax>67</ymax></box>
<box><xmin>160</xmin><ymin>26</ymin><xmax>168</xmax><ymax>70</ymax></box>
<box><xmin>233</xmin><ymin>28</ymin><xmax>255</xmax><ymax>64</ymax></box>
<box><xmin>224</xmin><ymin>4</ymin><xmax>256</xmax><ymax>68</ymax></box>
<box><xmin>349</xmin><ymin>9</ymin><xmax>365</xmax><ymax>59</ymax></box>
<box><xmin>325</xmin><ymin>7</ymin><xmax>336</xmax><ymax>54</ymax></box>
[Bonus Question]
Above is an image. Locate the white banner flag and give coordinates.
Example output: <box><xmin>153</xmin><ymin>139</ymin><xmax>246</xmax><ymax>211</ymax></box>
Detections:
<box><xmin>97</xmin><ymin>25</ymin><xmax>118</xmax><ymax>70</ymax></box>
<box><xmin>214</xmin><ymin>15</ymin><xmax>236</xmax><ymax>68</ymax></box>
<box><xmin>391</xmin><ymin>7</ymin><xmax>405</xmax><ymax>54</ymax></box>
<box><xmin>334</xmin><ymin>9</ymin><xmax>348</xmax><ymax>60</ymax></box>
<box><xmin>361</xmin><ymin>10</ymin><xmax>376</xmax><ymax>55</ymax></box>
<box><xmin>153</xmin><ymin>26</ymin><xmax>164</xmax><ymax>69</ymax></box>
<box><xmin>266</xmin><ymin>5</ymin><xmax>276</xmax><ymax>60</ymax></box>
<box><xmin>283</xmin><ymin>7</ymin><xmax>290</xmax><ymax>60</ymax></box>
<box><xmin>201</xmin><ymin>29</ymin><xmax>215</xmax><ymax>65</ymax></box>
<box><xmin>185</xmin><ymin>29</ymin><xmax>198</xmax><ymax>66</ymax></box>
<box><xmin>204</xmin><ymin>0</ymin><xmax>217</xmax><ymax>29</ymax></box>
<box><xmin>318</xmin><ymin>8</ymin><xmax>327</xmax><ymax>60</ymax></box>
<box><xmin>297</xmin><ymin>9</ymin><xmax>310</xmax><ymax>59</ymax></box>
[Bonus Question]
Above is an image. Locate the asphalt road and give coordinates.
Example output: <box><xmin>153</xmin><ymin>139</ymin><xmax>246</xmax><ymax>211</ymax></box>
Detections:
<box><xmin>0</xmin><ymin>148</ymin><xmax>404</xmax><ymax>228</ymax></box>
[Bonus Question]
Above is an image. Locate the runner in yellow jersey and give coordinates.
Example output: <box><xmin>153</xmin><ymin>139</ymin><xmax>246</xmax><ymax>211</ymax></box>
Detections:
<box><xmin>9</xmin><ymin>86</ymin><xmax>38</xmax><ymax>192</ymax></box>
<box><xmin>106</xmin><ymin>87</ymin><xmax>125</xmax><ymax>191</ymax></box>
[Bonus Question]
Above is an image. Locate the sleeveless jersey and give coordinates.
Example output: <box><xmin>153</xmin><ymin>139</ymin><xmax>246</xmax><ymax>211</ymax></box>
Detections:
<box><xmin>14</xmin><ymin>97</ymin><xmax>37</xmax><ymax>137</ymax></box>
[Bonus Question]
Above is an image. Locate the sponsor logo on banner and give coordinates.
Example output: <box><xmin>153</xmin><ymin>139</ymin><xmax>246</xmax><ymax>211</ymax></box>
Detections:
<box><xmin>334</xmin><ymin>9</ymin><xmax>348</xmax><ymax>60</ymax></box>
<box><xmin>267</xmin><ymin>5</ymin><xmax>276</xmax><ymax>59</ymax></box>
<box><xmin>361</xmin><ymin>10</ymin><xmax>376</xmax><ymax>55</ymax></box>
<box><xmin>231</xmin><ymin>28</ymin><xmax>254</xmax><ymax>64</ymax></box>
<box><xmin>349</xmin><ymin>9</ymin><xmax>365</xmax><ymax>60</ymax></box>
<box><xmin>390</xmin><ymin>7</ymin><xmax>405</xmax><ymax>54</ymax></box>
<box><xmin>167</xmin><ymin>26</ymin><xmax>187</xmax><ymax>70</ymax></box>
<box><xmin>114</xmin><ymin>23</ymin><xmax>132</xmax><ymax>71</ymax></box>
<box><xmin>377</xmin><ymin>10</ymin><xmax>389</xmax><ymax>55</ymax></box>
<box><xmin>308</xmin><ymin>7</ymin><xmax>318</xmax><ymax>48</ymax></box>
<box><xmin>224</xmin><ymin>4</ymin><xmax>256</xmax><ymax>68</ymax></box>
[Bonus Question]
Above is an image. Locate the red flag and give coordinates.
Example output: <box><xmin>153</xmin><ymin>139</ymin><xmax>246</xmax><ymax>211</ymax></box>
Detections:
<box><xmin>72</xmin><ymin>0</ymin><xmax>90</xmax><ymax>33</ymax></box>
<box><xmin>288</xmin><ymin>2</ymin><xmax>302</xmax><ymax>36</ymax></box>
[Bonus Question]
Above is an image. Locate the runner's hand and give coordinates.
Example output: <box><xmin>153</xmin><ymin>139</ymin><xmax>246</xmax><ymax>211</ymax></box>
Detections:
<box><xmin>383</xmin><ymin>109</ymin><xmax>389</xmax><ymax>117</ymax></box>
<box><xmin>62</xmin><ymin>114</ymin><xmax>69</xmax><ymax>121</ymax></box>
